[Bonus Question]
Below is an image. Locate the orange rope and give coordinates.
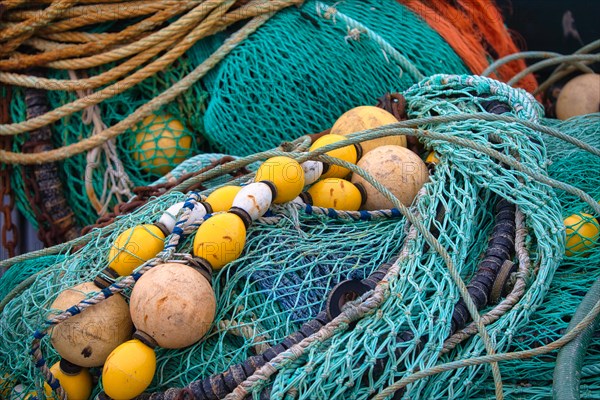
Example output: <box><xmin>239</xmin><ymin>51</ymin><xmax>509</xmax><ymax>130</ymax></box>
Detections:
<box><xmin>401</xmin><ymin>0</ymin><xmax>538</xmax><ymax>93</ymax></box>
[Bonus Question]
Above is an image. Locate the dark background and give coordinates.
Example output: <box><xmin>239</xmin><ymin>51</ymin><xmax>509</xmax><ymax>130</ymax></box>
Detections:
<box><xmin>500</xmin><ymin>0</ymin><xmax>600</xmax><ymax>58</ymax></box>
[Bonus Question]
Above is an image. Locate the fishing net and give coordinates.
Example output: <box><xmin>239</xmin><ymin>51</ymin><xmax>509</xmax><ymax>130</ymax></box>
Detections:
<box><xmin>4</xmin><ymin>74</ymin><xmax>598</xmax><ymax>400</ymax></box>
<box><xmin>4</xmin><ymin>0</ymin><xmax>472</xmax><ymax>234</ymax></box>
<box><xmin>470</xmin><ymin>114</ymin><xmax>600</xmax><ymax>400</ymax></box>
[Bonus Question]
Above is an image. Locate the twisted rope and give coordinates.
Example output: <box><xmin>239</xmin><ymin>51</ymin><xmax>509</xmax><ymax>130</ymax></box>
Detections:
<box><xmin>224</xmin><ymin>194</ymin><xmax>424</xmax><ymax>399</ymax></box>
<box><xmin>314</xmin><ymin>1</ymin><xmax>424</xmax><ymax>81</ymax></box>
<box><xmin>32</xmin><ymin>191</ymin><xmax>206</xmax><ymax>400</ymax></box>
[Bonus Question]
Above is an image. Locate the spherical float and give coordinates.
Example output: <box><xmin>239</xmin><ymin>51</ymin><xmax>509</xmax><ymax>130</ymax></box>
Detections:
<box><xmin>351</xmin><ymin>145</ymin><xmax>429</xmax><ymax>210</ymax></box>
<box><xmin>564</xmin><ymin>213</ymin><xmax>600</xmax><ymax>256</ymax></box>
<box><xmin>102</xmin><ymin>339</ymin><xmax>156</xmax><ymax>400</ymax></box>
<box><xmin>193</xmin><ymin>213</ymin><xmax>246</xmax><ymax>269</ymax></box>
<box><xmin>307</xmin><ymin>178</ymin><xmax>363</xmax><ymax>211</ymax></box>
<box><xmin>255</xmin><ymin>156</ymin><xmax>305</xmax><ymax>203</ymax></box>
<box><xmin>44</xmin><ymin>361</ymin><xmax>92</xmax><ymax>400</ymax></box>
<box><xmin>49</xmin><ymin>282</ymin><xmax>133</xmax><ymax>367</ymax></box>
<box><xmin>130</xmin><ymin>263</ymin><xmax>216</xmax><ymax>348</ymax></box>
<box><xmin>556</xmin><ymin>74</ymin><xmax>600</xmax><ymax>120</ymax></box>
<box><xmin>330</xmin><ymin>106</ymin><xmax>406</xmax><ymax>154</ymax></box>
<box><xmin>309</xmin><ymin>134</ymin><xmax>358</xmax><ymax>179</ymax></box>
<box><xmin>206</xmin><ymin>185</ymin><xmax>243</xmax><ymax>212</ymax></box>
<box><xmin>108</xmin><ymin>224</ymin><xmax>165</xmax><ymax>276</ymax></box>
<box><xmin>133</xmin><ymin>113</ymin><xmax>195</xmax><ymax>175</ymax></box>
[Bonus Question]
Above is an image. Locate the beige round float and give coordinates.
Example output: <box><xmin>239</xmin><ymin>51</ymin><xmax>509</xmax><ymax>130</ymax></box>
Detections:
<box><xmin>331</xmin><ymin>106</ymin><xmax>406</xmax><ymax>154</ymax></box>
<box><xmin>49</xmin><ymin>282</ymin><xmax>133</xmax><ymax>367</ymax></box>
<box><xmin>351</xmin><ymin>145</ymin><xmax>429</xmax><ymax>210</ymax></box>
<box><xmin>130</xmin><ymin>263</ymin><xmax>216</xmax><ymax>349</ymax></box>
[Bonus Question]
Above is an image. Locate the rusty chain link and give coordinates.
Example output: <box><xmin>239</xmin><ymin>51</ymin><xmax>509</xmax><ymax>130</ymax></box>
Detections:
<box><xmin>1</xmin><ymin>84</ymin><xmax>18</xmax><ymax>258</ymax></box>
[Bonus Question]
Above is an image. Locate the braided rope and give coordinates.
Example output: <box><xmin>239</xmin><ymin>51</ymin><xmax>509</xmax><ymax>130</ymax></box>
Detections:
<box><xmin>224</xmin><ymin>196</ymin><xmax>424</xmax><ymax>399</ymax></box>
<box><xmin>482</xmin><ymin>39</ymin><xmax>600</xmax><ymax>96</ymax></box>
<box><xmin>372</xmin><ymin>291</ymin><xmax>600</xmax><ymax>399</ymax></box>
<box><xmin>314</xmin><ymin>1</ymin><xmax>425</xmax><ymax>81</ymax></box>
<box><xmin>32</xmin><ymin>191</ymin><xmax>205</xmax><ymax>399</ymax></box>
<box><xmin>0</xmin><ymin>0</ymin><xmax>77</xmax><ymax>56</ymax></box>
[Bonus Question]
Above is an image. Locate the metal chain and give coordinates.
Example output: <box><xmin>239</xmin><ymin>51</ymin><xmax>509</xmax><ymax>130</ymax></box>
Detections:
<box><xmin>1</xmin><ymin>84</ymin><xmax>18</xmax><ymax>258</ymax></box>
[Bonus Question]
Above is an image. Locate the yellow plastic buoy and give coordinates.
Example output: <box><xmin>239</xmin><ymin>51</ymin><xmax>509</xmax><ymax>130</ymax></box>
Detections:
<box><xmin>130</xmin><ymin>263</ymin><xmax>216</xmax><ymax>349</ymax></box>
<box><xmin>351</xmin><ymin>145</ymin><xmax>429</xmax><ymax>210</ymax></box>
<box><xmin>133</xmin><ymin>113</ymin><xmax>194</xmax><ymax>175</ymax></box>
<box><xmin>255</xmin><ymin>156</ymin><xmax>305</xmax><ymax>203</ymax></box>
<box><xmin>49</xmin><ymin>282</ymin><xmax>133</xmax><ymax>367</ymax></box>
<box><xmin>206</xmin><ymin>185</ymin><xmax>243</xmax><ymax>212</ymax></box>
<box><xmin>425</xmin><ymin>151</ymin><xmax>440</xmax><ymax>165</ymax></box>
<box><xmin>194</xmin><ymin>212</ymin><xmax>247</xmax><ymax>269</ymax></box>
<box><xmin>307</xmin><ymin>178</ymin><xmax>363</xmax><ymax>211</ymax></box>
<box><xmin>309</xmin><ymin>134</ymin><xmax>358</xmax><ymax>179</ymax></box>
<box><xmin>44</xmin><ymin>361</ymin><xmax>92</xmax><ymax>400</ymax></box>
<box><xmin>564</xmin><ymin>213</ymin><xmax>600</xmax><ymax>256</ymax></box>
<box><xmin>556</xmin><ymin>74</ymin><xmax>600</xmax><ymax>120</ymax></box>
<box><xmin>102</xmin><ymin>339</ymin><xmax>156</xmax><ymax>400</ymax></box>
<box><xmin>330</xmin><ymin>106</ymin><xmax>406</xmax><ymax>154</ymax></box>
<box><xmin>108</xmin><ymin>224</ymin><xmax>165</xmax><ymax>276</ymax></box>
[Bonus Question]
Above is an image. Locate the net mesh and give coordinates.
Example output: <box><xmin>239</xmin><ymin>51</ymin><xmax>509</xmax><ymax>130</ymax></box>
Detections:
<box><xmin>470</xmin><ymin>114</ymin><xmax>600</xmax><ymax>400</ymax></box>
<box><xmin>3</xmin><ymin>75</ymin><xmax>598</xmax><ymax>400</ymax></box>
<box><xmin>7</xmin><ymin>0</ymin><xmax>469</xmax><ymax>229</ymax></box>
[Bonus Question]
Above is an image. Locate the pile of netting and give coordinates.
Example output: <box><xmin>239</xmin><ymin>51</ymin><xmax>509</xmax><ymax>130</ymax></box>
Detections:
<box><xmin>470</xmin><ymin>114</ymin><xmax>600</xmax><ymax>399</ymax></box>
<box><xmin>1</xmin><ymin>0</ymin><xmax>532</xmax><ymax>243</ymax></box>
<box><xmin>2</xmin><ymin>74</ymin><xmax>599</xmax><ymax>399</ymax></box>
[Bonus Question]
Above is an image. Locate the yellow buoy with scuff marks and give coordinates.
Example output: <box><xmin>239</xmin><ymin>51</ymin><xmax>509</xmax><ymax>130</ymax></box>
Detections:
<box><xmin>102</xmin><ymin>339</ymin><xmax>156</xmax><ymax>400</ymax></box>
<box><xmin>206</xmin><ymin>185</ymin><xmax>243</xmax><ymax>212</ymax></box>
<box><xmin>44</xmin><ymin>361</ymin><xmax>92</xmax><ymax>400</ymax></box>
<box><xmin>309</xmin><ymin>134</ymin><xmax>358</xmax><ymax>179</ymax></box>
<box><xmin>107</xmin><ymin>224</ymin><xmax>165</xmax><ymax>276</ymax></box>
<box><xmin>254</xmin><ymin>156</ymin><xmax>305</xmax><ymax>203</ymax></box>
<box><xmin>307</xmin><ymin>178</ymin><xmax>363</xmax><ymax>211</ymax></box>
<box><xmin>193</xmin><ymin>212</ymin><xmax>247</xmax><ymax>269</ymax></box>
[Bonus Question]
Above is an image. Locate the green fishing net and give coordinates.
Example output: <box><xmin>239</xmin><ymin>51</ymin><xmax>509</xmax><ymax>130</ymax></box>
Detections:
<box><xmin>471</xmin><ymin>114</ymin><xmax>600</xmax><ymax>400</ymax></box>
<box><xmin>4</xmin><ymin>74</ymin><xmax>597</xmax><ymax>400</ymax></box>
<box><xmin>7</xmin><ymin>0</ymin><xmax>469</xmax><ymax>230</ymax></box>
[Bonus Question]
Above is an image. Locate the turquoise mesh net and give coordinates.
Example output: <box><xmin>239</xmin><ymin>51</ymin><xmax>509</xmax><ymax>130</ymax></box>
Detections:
<box><xmin>7</xmin><ymin>0</ymin><xmax>468</xmax><ymax>230</ymax></box>
<box><xmin>3</xmin><ymin>75</ymin><xmax>598</xmax><ymax>400</ymax></box>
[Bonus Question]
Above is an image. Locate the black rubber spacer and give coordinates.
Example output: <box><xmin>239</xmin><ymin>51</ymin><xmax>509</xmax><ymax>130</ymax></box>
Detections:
<box><xmin>59</xmin><ymin>358</ymin><xmax>82</xmax><ymax>375</ymax></box>
<box><xmin>154</xmin><ymin>222</ymin><xmax>170</xmax><ymax>237</ymax></box>
<box><xmin>200</xmin><ymin>201</ymin><xmax>213</xmax><ymax>215</ymax></box>
<box><xmin>354</xmin><ymin>143</ymin><xmax>363</xmax><ymax>161</ymax></box>
<box><xmin>354</xmin><ymin>182</ymin><xmax>368</xmax><ymax>207</ymax></box>
<box><xmin>326</xmin><ymin>279</ymin><xmax>371</xmax><ymax>319</ymax></box>
<box><xmin>132</xmin><ymin>330</ymin><xmax>158</xmax><ymax>349</ymax></box>
<box><xmin>94</xmin><ymin>267</ymin><xmax>120</xmax><ymax>289</ymax></box>
<box><xmin>299</xmin><ymin>191</ymin><xmax>313</xmax><ymax>205</ymax></box>
<box><xmin>229</xmin><ymin>206</ymin><xmax>253</xmax><ymax>229</ymax></box>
